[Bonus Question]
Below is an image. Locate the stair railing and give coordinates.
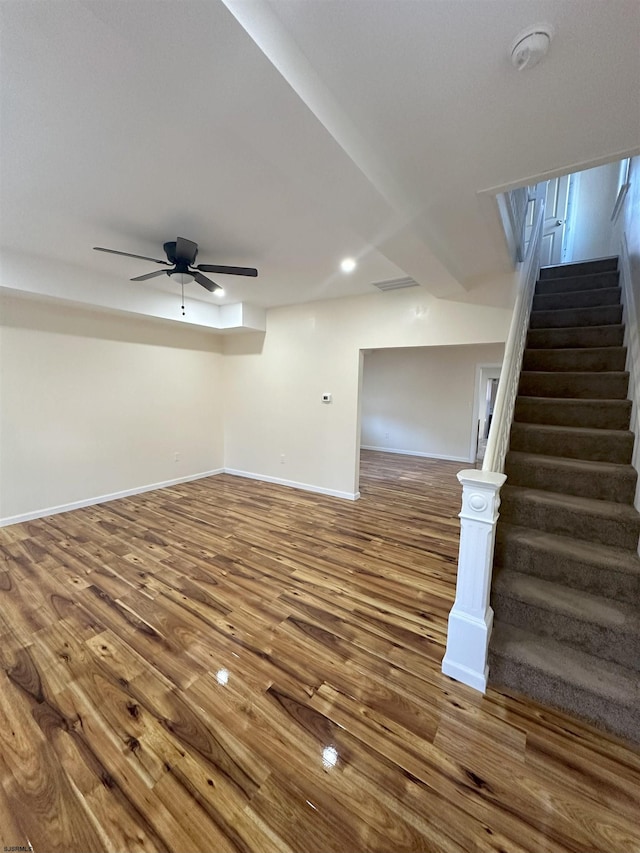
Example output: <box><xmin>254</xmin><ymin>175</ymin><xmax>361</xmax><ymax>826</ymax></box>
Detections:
<box><xmin>442</xmin><ymin>189</ymin><xmax>545</xmax><ymax>692</ymax></box>
<box><xmin>498</xmin><ymin>185</ymin><xmax>531</xmax><ymax>265</ymax></box>
<box><xmin>484</xmin><ymin>192</ymin><xmax>545</xmax><ymax>474</ymax></box>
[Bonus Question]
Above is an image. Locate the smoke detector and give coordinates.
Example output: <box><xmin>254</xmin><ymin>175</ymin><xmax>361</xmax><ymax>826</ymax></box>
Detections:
<box><xmin>511</xmin><ymin>25</ymin><xmax>553</xmax><ymax>71</ymax></box>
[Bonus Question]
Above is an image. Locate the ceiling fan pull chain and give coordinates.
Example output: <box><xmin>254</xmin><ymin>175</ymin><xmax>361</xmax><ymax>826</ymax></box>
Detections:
<box><xmin>181</xmin><ymin>281</ymin><xmax>185</xmax><ymax>316</ymax></box>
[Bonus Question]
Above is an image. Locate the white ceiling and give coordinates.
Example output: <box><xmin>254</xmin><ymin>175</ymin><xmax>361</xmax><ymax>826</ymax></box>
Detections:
<box><xmin>1</xmin><ymin>0</ymin><xmax>638</xmax><ymax>313</ymax></box>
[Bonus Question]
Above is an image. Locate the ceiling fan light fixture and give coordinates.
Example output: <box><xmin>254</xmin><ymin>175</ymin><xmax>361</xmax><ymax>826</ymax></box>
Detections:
<box><xmin>170</xmin><ymin>271</ymin><xmax>195</xmax><ymax>285</ymax></box>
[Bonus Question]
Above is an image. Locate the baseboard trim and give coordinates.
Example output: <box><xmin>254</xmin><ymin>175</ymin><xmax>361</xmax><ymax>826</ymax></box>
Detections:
<box><xmin>223</xmin><ymin>468</ymin><xmax>360</xmax><ymax>501</ymax></box>
<box><xmin>361</xmin><ymin>445</ymin><xmax>471</xmax><ymax>463</ymax></box>
<box><xmin>0</xmin><ymin>469</ymin><xmax>224</xmax><ymax>527</ymax></box>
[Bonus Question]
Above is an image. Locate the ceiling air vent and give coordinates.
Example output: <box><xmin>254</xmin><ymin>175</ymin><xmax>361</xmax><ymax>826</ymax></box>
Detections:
<box><xmin>371</xmin><ymin>276</ymin><xmax>419</xmax><ymax>292</ymax></box>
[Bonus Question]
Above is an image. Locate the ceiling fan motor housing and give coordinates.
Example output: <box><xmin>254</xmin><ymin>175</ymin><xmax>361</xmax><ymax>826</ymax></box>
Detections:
<box><xmin>163</xmin><ymin>240</ymin><xmax>196</xmax><ymax>265</ymax></box>
<box><xmin>170</xmin><ymin>258</ymin><xmax>193</xmax><ymax>275</ymax></box>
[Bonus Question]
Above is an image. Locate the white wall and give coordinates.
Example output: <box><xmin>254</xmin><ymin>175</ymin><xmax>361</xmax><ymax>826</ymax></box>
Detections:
<box><xmin>611</xmin><ymin>157</ymin><xmax>640</xmax><ymax>509</ymax></box>
<box><xmin>571</xmin><ymin>162</ymin><xmax>620</xmax><ymax>261</ymax></box>
<box><xmin>613</xmin><ymin>157</ymin><xmax>640</xmax><ymax>326</ymax></box>
<box><xmin>361</xmin><ymin>344</ymin><xmax>504</xmax><ymax>462</ymax></box>
<box><xmin>1</xmin><ymin>274</ymin><xmax>514</xmax><ymax>520</ymax></box>
<box><xmin>223</xmin><ymin>284</ymin><xmax>513</xmax><ymax>498</ymax></box>
<box><xmin>0</xmin><ymin>295</ymin><xmax>224</xmax><ymax>523</ymax></box>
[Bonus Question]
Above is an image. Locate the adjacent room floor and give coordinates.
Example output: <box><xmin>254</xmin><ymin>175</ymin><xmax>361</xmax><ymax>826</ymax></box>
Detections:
<box><xmin>0</xmin><ymin>451</ymin><xmax>638</xmax><ymax>852</ymax></box>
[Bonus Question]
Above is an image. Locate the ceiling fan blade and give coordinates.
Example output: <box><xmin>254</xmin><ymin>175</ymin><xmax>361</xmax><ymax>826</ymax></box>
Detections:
<box><xmin>175</xmin><ymin>237</ymin><xmax>198</xmax><ymax>265</ymax></box>
<box><xmin>94</xmin><ymin>247</ymin><xmax>170</xmax><ymax>265</ymax></box>
<box><xmin>196</xmin><ymin>264</ymin><xmax>258</xmax><ymax>277</ymax></box>
<box><xmin>131</xmin><ymin>270</ymin><xmax>169</xmax><ymax>282</ymax></box>
<box><xmin>193</xmin><ymin>271</ymin><xmax>219</xmax><ymax>292</ymax></box>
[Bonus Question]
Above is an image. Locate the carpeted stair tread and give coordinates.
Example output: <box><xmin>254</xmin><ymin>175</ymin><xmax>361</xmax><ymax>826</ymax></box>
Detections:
<box><xmin>527</xmin><ymin>324</ymin><xmax>625</xmax><ymax>349</ymax></box>
<box><xmin>492</xmin><ymin>571</ymin><xmax>640</xmax><ymax>670</ymax></box>
<box><xmin>519</xmin><ymin>370</ymin><xmax>628</xmax><ymax>399</ymax></box>
<box><xmin>504</xmin><ymin>451</ymin><xmax>637</xmax><ymax>503</ymax></box>
<box><xmin>539</xmin><ymin>257</ymin><xmax>618</xmax><ymax>279</ymax></box>
<box><xmin>522</xmin><ymin>346</ymin><xmax>627</xmax><ymax>373</ymax></box>
<box><xmin>535</xmin><ymin>270</ymin><xmax>620</xmax><ymax>294</ymax></box>
<box><xmin>532</xmin><ymin>287</ymin><xmax>621</xmax><ymax>312</ymax></box>
<box><xmin>529</xmin><ymin>304</ymin><xmax>622</xmax><ymax>329</ymax></box>
<box><xmin>514</xmin><ymin>396</ymin><xmax>631</xmax><ymax>429</ymax></box>
<box><xmin>494</xmin><ymin>522</ymin><xmax>640</xmax><ymax>604</ymax></box>
<box><xmin>489</xmin><ymin>621</ymin><xmax>640</xmax><ymax>743</ymax></box>
<box><xmin>494</xmin><ymin>571</ymin><xmax>640</xmax><ymax>632</ymax></box>
<box><xmin>510</xmin><ymin>422</ymin><xmax>633</xmax><ymax>463</ymax></box>
<box><xmin>500</xmin><ymin>484</ymin><xmax>640</xmax><ymax>549</ymax></box>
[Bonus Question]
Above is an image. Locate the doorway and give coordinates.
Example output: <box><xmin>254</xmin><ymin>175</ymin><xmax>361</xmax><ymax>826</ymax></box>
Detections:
<box><xmin>472</xmin><ymin>364</ymin><xmax>502</xmax><ymax>464</ymax></box>
<box><xmin>357</xmin><ymin>346</ymin><xmax>505</xmax><ymax>493</ymax></box>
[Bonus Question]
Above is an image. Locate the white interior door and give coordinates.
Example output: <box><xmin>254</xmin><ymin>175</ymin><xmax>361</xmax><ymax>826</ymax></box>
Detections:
<box><xmin>540</xmin><ymin>175</ymin><xmax>570</xmax><ymax>267</ymax></box>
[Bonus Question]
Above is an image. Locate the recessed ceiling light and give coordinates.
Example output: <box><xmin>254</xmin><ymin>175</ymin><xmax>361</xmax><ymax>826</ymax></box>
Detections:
<box><xmin>340</xmin><ymin>257</ymin><xmax>356</xmax><ymax>273</ymax></box>
<box><xmin>215</xmin><ymin>288</ymin><xmax>225</xmax><ymax>296</ymax></box>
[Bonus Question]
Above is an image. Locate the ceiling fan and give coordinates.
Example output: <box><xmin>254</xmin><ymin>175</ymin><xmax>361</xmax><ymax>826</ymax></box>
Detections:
<box><xmin>94</xmin><ymin>237</ymin><xmax>258</xmax><ymax>294</ymax></box>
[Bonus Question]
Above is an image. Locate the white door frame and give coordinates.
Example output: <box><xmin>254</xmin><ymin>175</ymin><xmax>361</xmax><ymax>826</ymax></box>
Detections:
<box><xmin>470</xmin><ymin>363</ymin><xmax>502</xmax><ymax>462</ymax></box>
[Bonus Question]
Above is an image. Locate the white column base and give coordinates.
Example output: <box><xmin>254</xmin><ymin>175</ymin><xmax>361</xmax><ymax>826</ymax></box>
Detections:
<box><xmin>442</xmin><ymin>469</ymin><xmax>505</xmax><ymax>694</ymax></box>
<box><xmin>441</xmin><ymin>605</ymin><xmax>493</xmax><ymax>693</ymax></box>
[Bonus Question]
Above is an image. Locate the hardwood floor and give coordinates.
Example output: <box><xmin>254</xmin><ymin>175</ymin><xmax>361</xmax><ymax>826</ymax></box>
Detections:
<box><xmin>0</xmin><ymin>450</ymin><xmax>639</xmax><ymax>852</ymax></box>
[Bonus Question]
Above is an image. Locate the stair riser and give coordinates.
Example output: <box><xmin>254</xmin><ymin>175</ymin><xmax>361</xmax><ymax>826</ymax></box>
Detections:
<box><xmin>500</xmin><ymin>499</ymin><xmax>640</xmax><ymax>550</ymax></box>
<box><xmin>532</xmin><ymin>288</ymin><xmax>621</xmax><ymax>312</ymax></box>
<box><xmin>535</xmin><ymin>272</ymin><xmax>620</xmax><ymax>294</ymax></box>
<box><xmin>504</xmin><ymin>458</ymin><xmax>636</xmax><ymax>504</ymax></box>
<box><xmin>527</xmin><ymin>325</ymin><xmax>625</xmax><ymax>349</ymax></box>
<box><xmin>518</xmin><ymin>372</ymin><xmax>629</xmax><ymax>399</ymax></box>
<box><xmin>510</xmin><ymin>426</ymin><xmax>633</xmax><ymax>463</ymax></box>
<box><xmin>522</xmin><ymin>347</ymin><xmax>627</xmax><ymax>373</ymax></box>
<box><xmin>492</xmin><ymin>591</ymin><xmax>639</xmax><ymax>671</ymax></box>
<box><xmin>514</xmin><ymin>398</ymin><xmax>632</xmax><ymax>430</ymax></box>
<box><xmin>539</xmin><ymin>258</ymin><xmax>618</xmax><ymax>279</ymax></box>
<box><xmin>494</xmin><ymin>535</ymin><xmax>640</xmax><ymax>606</ymax></box>
<box><xmin>530</xmin><ymin>305</ymin><xmax>622</xmax><ymax>330</ymax></box>
<box><xmin>488</xmin><ymin>651</ymin><xmax>639</xmax><ymax>744</ymax></box>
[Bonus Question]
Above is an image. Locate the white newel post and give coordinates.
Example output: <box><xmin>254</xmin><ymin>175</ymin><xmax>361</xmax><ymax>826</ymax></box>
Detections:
<box><xmin>441</xmin><ymin>469</ymin><xmax>506</xmax><ymax>692</ymax></box>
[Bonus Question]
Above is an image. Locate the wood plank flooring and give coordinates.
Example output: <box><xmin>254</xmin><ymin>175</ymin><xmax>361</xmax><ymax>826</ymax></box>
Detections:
<box><xmin>0</xmin><ymin>450</ymin><xmax>639</xmax><ymax>852</ymax></box>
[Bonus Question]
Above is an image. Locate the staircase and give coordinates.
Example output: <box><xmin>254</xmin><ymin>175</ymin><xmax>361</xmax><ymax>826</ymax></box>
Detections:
<box><xmin>489</xmin><ymin>256</ymin><xmax>640</xmax><ymax>744</ymax></box>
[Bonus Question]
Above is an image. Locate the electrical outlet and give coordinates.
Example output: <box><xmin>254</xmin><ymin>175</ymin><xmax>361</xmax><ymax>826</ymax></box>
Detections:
<box><xmin>174</xmin><ymin>452</ymin><xmax>181</xmax><ymax>463</ymax></box>
<box><xmin>280</xmin><ymin>454</ymin><xmax>285</xmax><ymax>464</ymax></box>
<box><xmin>384</xmin><ymin>432</ymin><xmax>389</xmax><ymax>440</ymax></box>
